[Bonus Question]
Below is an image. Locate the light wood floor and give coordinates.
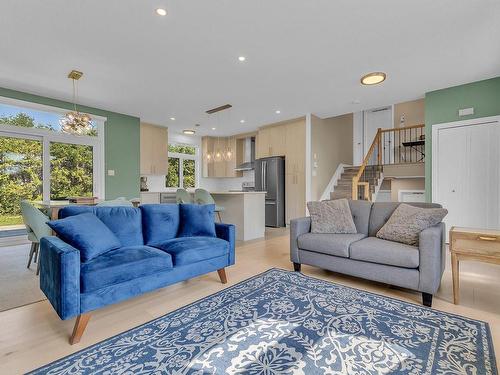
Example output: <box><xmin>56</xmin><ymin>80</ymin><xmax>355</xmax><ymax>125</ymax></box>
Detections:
<box><xmin>1</xmin><ymin>229</ymin><xmax>499</xmax><ymax>374</ymax></box>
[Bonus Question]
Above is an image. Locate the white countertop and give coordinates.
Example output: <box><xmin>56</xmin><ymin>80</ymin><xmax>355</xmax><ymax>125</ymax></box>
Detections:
<box><xmin>141</xmin><ymin>190</ymin><xmax>266</xmax><ymax>194</ymax></box>
<box><xmin>210</xmin><ymin>191</ymin><xmax>266</xmax><ymax>195</ymax></box>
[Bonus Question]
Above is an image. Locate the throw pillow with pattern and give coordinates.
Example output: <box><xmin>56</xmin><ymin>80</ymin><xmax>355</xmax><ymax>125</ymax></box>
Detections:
<box><xmin>376</xmin><ymin>203</ymin><xmax>447</xmax><ymax>246</ymax></box>
<box><xmin>307</xmin><ymin>199</ymin><xmax>357</xmax><ymax>234</ymax></box>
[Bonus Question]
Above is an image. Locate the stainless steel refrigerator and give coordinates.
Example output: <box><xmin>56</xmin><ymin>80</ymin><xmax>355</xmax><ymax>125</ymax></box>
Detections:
<box><xmin>255</xmin><ymin>156</ymin><xmax>285</xmax><ymax>227</ymax></box>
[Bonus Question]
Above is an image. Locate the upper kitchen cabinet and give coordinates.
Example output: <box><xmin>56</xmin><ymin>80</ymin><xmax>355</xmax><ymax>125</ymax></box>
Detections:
<box><xmin>140</xmin><ymin>123</ymin><xmax>168</xmax><ymax>175</ymax></box>
<box><xmin>255</xmin><ymin>125</ymin><xmax>286</xmax><ymax>158</ymax></box>
<box><xmin>202</xmin><ymin>136</ymin><xmax>243</xmax><ymax>178</ymax></box>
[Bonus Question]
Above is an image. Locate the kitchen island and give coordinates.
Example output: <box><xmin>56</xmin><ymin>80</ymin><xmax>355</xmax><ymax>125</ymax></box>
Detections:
<box><xmin>210</xmin><ymin>191</ymin><xmax>266</xmax><ymax>241</ymax></box>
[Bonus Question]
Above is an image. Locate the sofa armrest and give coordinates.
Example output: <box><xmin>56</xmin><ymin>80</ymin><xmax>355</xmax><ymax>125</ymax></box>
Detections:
<box><xmin>290</xmin><ymin>217</ymin><xmax>311</xmax><ymax>263</ymax></box>
<box><xmin>40</xmin><ymin>236</ymin><xmax>81</xmax><ymax>320</ymax></box>
<box><xmin>418</xmin><ymin>222</ymin><xmax>446</xmax><ymax>294</ymax></box>
<box><xmin>215</xmin><ymin>223</ymin><xmax>236</xmax><ymax>266</ymax></box>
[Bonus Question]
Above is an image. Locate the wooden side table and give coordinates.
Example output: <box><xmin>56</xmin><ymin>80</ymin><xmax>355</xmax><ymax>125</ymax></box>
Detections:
<box><xmin>449</xmin><ymin>226</ymin><xmax>500</xmax><ymax>304</ymax></box>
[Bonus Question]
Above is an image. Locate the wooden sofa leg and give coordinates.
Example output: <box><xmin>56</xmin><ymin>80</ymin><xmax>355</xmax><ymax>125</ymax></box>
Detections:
<box><xmin>217</xmin><ymin>268</ymin><xmax>227</xmax><ymax>284</ymax></box>
<box><xmin>293</xmin><ymin>262</ymin><xmax>301</xmax><ymax>272</ymax></box>
<box><xmin>70</xmin><ymin>313</ymin><xmax>91</xmax><ymax>345</ymax></box>
<box><xmin>422</xmin><ymin>293</ymin><xmax>433</xmax><ymax>308</ymax></box>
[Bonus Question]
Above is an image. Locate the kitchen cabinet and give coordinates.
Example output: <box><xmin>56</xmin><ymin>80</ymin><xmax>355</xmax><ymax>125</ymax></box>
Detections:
<box><xmin>202</xmin><ymin>136</ymin><xmax>243</xmax><ymax>178</ymax></box>
<box><xmin>285</xmin><ymin>172</ymin><xmax>306</xmax><ymax>224</ymax></box>
<box><xmin>255</xmin><ymin>118</ymin><xmax>306</xmax><ymax>224</ymax></box>
<box><xmin>140</xmin><ymin>192</ymin><xmax>160</xmax><ymax>204</ymax></box>
<box><xmin>285</xmin><ymin>120</ymin><xmax>306</xmax><ymax>174</ymax></box>
<box><xmin>140</xmin><ymin>123</ymin><xmax>168</xmax><ymax>175</ymax></box>
<box><xmin>255</xmin><ymin>125</ymin><xmax>286</xmax><ymax>158</ymax></box>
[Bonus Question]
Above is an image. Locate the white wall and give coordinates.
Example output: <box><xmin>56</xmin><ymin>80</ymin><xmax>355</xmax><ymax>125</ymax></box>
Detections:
<box><xmin>144</xmin><ymin>132</ymin><xmax>254</xmax><ymax>192</ymax></box>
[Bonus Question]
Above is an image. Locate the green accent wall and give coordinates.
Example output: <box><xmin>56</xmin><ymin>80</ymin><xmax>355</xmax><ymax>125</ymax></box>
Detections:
<box><xmin>0</xmin><ymin>87</ymin><xmax>140</xmax><ymax>199</ymax></box>
<box><xmin>424</xmin><ymin>76</ymin><xmax>500</xmax><ymax>201</ymax></box>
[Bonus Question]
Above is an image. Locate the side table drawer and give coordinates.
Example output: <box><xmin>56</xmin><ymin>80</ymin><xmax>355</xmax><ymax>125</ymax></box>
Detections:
<box><xmin>452</xmin><ymin>236</ymin><xmax>500</xmax><ymax>256</ymax></box>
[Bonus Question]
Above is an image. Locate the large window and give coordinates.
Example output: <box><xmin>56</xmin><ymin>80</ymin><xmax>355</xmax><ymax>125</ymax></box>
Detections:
<box><xmin>0</xmin><ymin>98</ymin><xmax>104</xmax><ymax>226</ymax></box>
<box><xmin>166</xmin><ymin>144</ymin><xmax>197</xmax><ymax>189</ymax></box>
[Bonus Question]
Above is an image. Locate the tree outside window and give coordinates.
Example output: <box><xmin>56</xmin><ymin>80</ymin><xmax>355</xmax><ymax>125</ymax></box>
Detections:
<box><xmin>165</xmin><ymin>144</ymin><xmax>197</xmax><ymax>189</ymax></box>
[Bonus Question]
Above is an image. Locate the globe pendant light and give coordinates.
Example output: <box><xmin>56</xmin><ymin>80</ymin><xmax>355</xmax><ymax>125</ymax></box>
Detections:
<box><xmin>60</xmin><ymin>70</ymin><xmax>93</xmax><ymax>135</ymax></box>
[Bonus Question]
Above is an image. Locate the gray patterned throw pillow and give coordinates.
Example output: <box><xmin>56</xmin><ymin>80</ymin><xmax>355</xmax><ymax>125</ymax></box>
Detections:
<box><xmin>376</xmin><ymin>203</ymin><xmax>448</xmax><ymax>246</ymax></box>
<box><xmin>307</xmin><ymin>199</ymin><xmax>357</xmax><ymax>234</ymax></box>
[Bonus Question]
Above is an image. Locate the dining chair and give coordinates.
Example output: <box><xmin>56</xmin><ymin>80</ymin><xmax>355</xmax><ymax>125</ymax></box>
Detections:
<box><xmin>176</xmin><ymin>188</ymin><xmax>193</xmax><ymax>204</ymax></box>
<box><xmin>96</xmin><ymin>197</ymin><xmax>134</xmax><ymax>207</ymax></box>
<box><xmin>194</xmin><ymin>188</ymin><xmax>224</xmax><ymax>222</ymax></box>
<box><xmin>20</xmin><ymin>200</ymin><xmax>52</xmax><ymax>275</ymax></box>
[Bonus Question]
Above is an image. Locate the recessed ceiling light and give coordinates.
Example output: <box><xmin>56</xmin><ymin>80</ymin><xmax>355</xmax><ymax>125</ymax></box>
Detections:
<box><xmin>211</xmin><ymin>127</ymin><xmax>216</xmax><ymax>130</ymax></box>
<box><xmin>183</xmin><ymin>129</ymin><xmax>196</xmax><ymax>135</ymax></box>
<box><xmin>169</xmin><ymin>117</ymin><xmax>175</xmax><ymax>121</ymax></box>
<box><xmin>240</xmin><ymin>119</ymin><xmax>245</xmax><ymax>123</ymax></box>
<box><xmin>238</xmin><ymin>56</ymin><xmax>246</xmax><ymax>62</ymax></box>
<box><xmin>275</xmin><ymin>110</ymin><xmax>281</xmax><ymax>114</ymax></box>
<box><xmin>361</xmin><ymin>72</ymin><xmax>386</xmax><ymax>85</ymax></box>
<box><xmin>156</xmin><ymin>8</ymin><xmax>167</xmax><ymax>16</ymax></box>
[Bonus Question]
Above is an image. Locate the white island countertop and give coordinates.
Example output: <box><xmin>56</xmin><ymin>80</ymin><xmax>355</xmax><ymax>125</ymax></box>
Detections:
<box><xmin>210</xmin><ymin>191</ymin><xmax>266</xmax><ymax>195</ymax></box>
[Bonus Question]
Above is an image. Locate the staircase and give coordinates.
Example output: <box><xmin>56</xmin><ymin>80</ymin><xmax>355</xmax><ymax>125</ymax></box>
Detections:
<box><xmin>327</xmin><ymin>123</ymin><xmax>425</xmax><ymax>202</ymax></box>
<box><xmin>330</xmin><ymin>165</ymin><xmax>382</xmax><ymax>200</ymax></box>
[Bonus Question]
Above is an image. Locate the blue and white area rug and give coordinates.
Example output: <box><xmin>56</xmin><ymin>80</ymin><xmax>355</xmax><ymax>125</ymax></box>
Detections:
<box><xmin>31</xmin><ymin>269</ymin><xmax>497</xmax><ymax>374</ymax></box>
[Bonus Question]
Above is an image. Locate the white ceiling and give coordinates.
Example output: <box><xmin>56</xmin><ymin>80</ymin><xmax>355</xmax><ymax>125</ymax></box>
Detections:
<box><xmin>1</xmin><ymin>0</ymin><xmax>499</xmax><ymax>136</ymax></box>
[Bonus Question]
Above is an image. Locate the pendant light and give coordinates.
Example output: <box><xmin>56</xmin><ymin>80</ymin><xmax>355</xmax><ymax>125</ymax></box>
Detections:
<box><xmin>60</xmin><ymin>70</ymin><xmax>93</xmax><ymax>135</ymax></box>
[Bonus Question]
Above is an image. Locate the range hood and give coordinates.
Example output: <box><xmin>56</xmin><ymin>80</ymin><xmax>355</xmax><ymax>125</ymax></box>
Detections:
<box><xmin>234</xmin><ymin>137</ymin><xmax>255</xmax><ymax>171</ymax></box>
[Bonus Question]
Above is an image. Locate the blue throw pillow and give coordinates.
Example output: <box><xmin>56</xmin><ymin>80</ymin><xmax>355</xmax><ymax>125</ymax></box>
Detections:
<box><xmin>140</xmin><ymin>204</ymin><xmax>180</xmax><ymax>245</ymax></box>
<box><xmin>178</xmin><ymin>204</ymin><xmax>216</xmax><ymax>238</ymax></box>
<box><xmin>47</xmin><ymin>212</ymin><xmax>122</xmax><ymax>262</ymax></box>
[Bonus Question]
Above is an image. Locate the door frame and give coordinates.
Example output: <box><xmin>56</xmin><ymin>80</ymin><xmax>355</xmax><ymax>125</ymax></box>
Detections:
<box><xmin>431</xmin><ymin>115</ymin><xmax>500</xmax><ymax>204</ymax></box>
<box><xmin>362</xmin><ymin>105</ymin><xmax>394</xmax><ymax>160</ymax></box>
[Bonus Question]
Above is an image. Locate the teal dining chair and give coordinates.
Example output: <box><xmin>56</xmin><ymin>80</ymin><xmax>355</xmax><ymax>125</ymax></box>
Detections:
<box><xmin>176</xmin><ymin>188</ymin><xmax>193</xmax><ymax>204</ymax></box>
<box><xmin>20</xmin><ymin>200</ymin><xmax>52</xmax><ymax>275</ymax></box>
<box><xmin>194</xmin><ymin>188</ymin><xmax>224</xmax><ymax>222</ymax></box>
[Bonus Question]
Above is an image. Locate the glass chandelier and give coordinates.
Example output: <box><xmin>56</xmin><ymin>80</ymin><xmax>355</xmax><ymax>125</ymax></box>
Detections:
<box><xmin>204</xmin><ymin>111</ymin><xmax>234</xmax><ymax>163</ymax></box>
<box><xmin>60</xmin><ymin>70</ymin><xmax>93</xmax><ymax>135</ymax></box>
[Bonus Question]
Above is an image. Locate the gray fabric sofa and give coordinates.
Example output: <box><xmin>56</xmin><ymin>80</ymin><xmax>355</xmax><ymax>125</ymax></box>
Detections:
<box><xmin>290</xmin><ymin>201</ymin><xmax>445</xmax><ymax>307</ymax></box>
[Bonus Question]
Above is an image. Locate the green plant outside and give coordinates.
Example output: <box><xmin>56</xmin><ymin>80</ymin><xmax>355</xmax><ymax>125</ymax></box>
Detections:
<box><xmin>0</xmin><ymin>215</ymin><xmax>23</xmax><ymax>226</ymax></box>
<box><xmin>165</xmin><ymin>144</ymin><xmax>196</xmax><ymax>188</ymax></box>
<box><xmin>0</xmin><ymin>113</ymin><xmax>94</xmax><ymax>225</ymax></box>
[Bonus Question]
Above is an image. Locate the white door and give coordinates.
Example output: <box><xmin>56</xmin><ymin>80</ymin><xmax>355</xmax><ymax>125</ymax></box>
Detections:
<box><xmin>433</xmin><ymin>118</ymin><xmax>500</xmax><ymax>235</ymax></box>
<box><xmin>352</xmin><ymin>112</ymin><xmax>364</xmax><ymax>165</ymax></box>
<box><xmin>363</xmin><ymin>106</ymin><xmax>393</xmax><ymax>161</ymax></box>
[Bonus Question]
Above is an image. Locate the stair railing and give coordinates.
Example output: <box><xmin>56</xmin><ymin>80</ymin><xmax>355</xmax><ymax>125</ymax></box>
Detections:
<box><xmin>352</xmin><ymin>128</ymin><xmax>382</xmax><ymax>201</ymax></box>
<box><xmin>352</xmin><ymin>124</ymin><xmax>425</xmax><ymax>200</ymax></box>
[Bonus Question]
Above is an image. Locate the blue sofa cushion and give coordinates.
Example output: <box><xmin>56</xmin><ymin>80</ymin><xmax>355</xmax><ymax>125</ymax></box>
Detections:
<box><xmin>59</xmin><ymin>206</ymin><xmax>144</xmax><ymax>246</ymax></box>
<box><xmin>80</xmin><ymin>246</ymin><xmax>173</xmax><ymax>293</ymax></box>
<box><xmin>154</xmin><ymin>237</ymin><xmax>228</xmax><ymax>266</ymax></box>
<box><xmin>48</xmin><ymin>213</ymin><xmax>121</xmax><ymax>262</ymax></box>
<box><xmin>178</xmin><ymin>204</ymin><xmax>216</xmax><ymax>238</ymax></box>
<box><xmin>140</xmin><ymin>204</ymin><xmax>180</xmax><ymax>245</ymax></box>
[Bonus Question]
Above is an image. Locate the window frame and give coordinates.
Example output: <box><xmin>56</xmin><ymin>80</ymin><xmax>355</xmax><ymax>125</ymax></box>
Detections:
<box><xmin>166</xmin><ymin>142</ymin><xmax>199</xmax><ymax>189</ymax></box>
<box><xmin>0</xmin><ymin>96</ymin><xmax>106</xmax><ymax>201</ymax></box>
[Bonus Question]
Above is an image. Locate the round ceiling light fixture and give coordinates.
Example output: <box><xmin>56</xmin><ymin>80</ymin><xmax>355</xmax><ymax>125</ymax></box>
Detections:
<box><xmin>169</xmin><ymin>117</ymin><xmax>175</xmax><ymax>121</ymax></box>
<box><xmin>183</xmin><ymin>129</ymin><xmax>196</xmax><ymax>135</ymax></box>
<box><xmin>240</xmin><ymin>119</ymin><xmax>245</xmax><ymax>123</ymax></box>
<box><xmin>275</xmin><ymin>110</ymin><xmax>281</xmax><ymax>114</ymax></box>
<box><xmin>361</xmin><ymin>72</ymin><xmax>386</xmax><ymax>85</ymax></box>
<box><xmin>238</xmin><ymin>56</ymin><xmax>246</xmax><ymax>62</ymax></box>
<box><xmin>156</xmin><ymin>8</ymin><xmax>167</xmax><ymax>16</ymax></box>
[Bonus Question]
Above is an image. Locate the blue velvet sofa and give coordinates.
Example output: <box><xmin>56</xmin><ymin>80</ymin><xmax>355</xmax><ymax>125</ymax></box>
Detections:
<box><xmin>39</xmin><ymin>204</ymin><xmax>235</xmax><ymax>344</ymax></box>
